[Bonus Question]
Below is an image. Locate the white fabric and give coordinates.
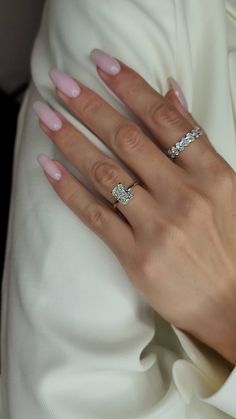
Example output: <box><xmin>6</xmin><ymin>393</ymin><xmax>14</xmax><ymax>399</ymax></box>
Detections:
<box><xmin>1</xmin><ymin>0</ymin><xmax>236</xmax><ymax>417</ymax></box>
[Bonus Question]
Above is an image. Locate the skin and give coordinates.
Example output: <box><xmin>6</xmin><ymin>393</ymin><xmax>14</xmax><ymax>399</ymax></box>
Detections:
<box><xmin>38</xmin><ymin>59</ymin><xmax>236</xmax><ymax>366</ymax></box>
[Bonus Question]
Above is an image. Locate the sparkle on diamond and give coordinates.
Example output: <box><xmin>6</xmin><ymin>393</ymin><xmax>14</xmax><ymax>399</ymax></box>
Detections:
<box><xmin>112</xmin><ymin>183</ymin><xmax>133</xmax><ymax>205</ymax></box>
<box><xmin>167</xmin><ymin>127</ymin><xmax>204</xmax><ymax>159</ymax></box>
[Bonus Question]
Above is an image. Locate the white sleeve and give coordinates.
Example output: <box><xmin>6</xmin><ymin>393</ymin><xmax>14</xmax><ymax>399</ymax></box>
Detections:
<box><xmin>171</xmin><ymin>324</ymin><xmax>236</xmax><ymax>417</ymax></box>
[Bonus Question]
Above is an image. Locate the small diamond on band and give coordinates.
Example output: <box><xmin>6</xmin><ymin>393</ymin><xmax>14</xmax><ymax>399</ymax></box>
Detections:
<box><xmin>167</xmin><ymin>127</ymin><xmax>204</xmax><ymax>159</ymax></box>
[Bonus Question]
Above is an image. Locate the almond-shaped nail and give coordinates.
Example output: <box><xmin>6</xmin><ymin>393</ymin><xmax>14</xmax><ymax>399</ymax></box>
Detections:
<box><xmin>37</xmin><ymin>153</ymin><xmax>62</xmax><ymax>181</ymax></box>
<box><xmin>90</xmin><ymin>48</ymin><xmax>121</xmax><ymax>75</ymax></box>
<box><xmin>33</xmin><ymin>101</ymin><xmax>63</xmax><ymax>131</ymax></box>
<box><xmin>167</xmin><ymin>77</ymin><xmax>188</xmax><ymax>111</ymax></box>
<box><xmin>49</xmin><ymin>69</ymin><xmax>81</xmax><ymax>98</ymax></box>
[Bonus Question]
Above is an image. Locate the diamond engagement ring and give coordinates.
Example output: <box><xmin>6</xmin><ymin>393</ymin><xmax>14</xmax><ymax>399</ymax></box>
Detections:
<box><xmin>167</xmin><ymin>126</ymin><xmax>205</xmax><ymax>159</ymax></box>
<box><xmin>111</xmin><ymin>181</ymin><xmax>140</xmax><ymax>209</ymax></box>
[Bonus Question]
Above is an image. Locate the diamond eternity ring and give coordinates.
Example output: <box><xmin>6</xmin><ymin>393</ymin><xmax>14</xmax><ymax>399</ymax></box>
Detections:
<box><xmin>167</xmin><ymin>126</ymin><xmax>204</xmax><ymax>159</ymax></box>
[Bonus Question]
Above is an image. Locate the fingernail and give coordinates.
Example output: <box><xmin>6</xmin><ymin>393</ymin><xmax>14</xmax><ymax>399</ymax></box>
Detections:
<box><xmin>37</xmin><ymin>153</ymin><xmax>62</xmax><ymax>181</ymax></box>
<box><xmin>49</xmin><ymin>69</ymin><xmax>81</xmax><ymax>98</ymax></box>
<box><xmin>167</xmin><ymin>77</ymin><xmax>188</xmax><ymax>110</ymax></box>
<box><xmin>90</xmin><ymin>48</ymin><xmax>121</xmax><ymax>75</ymax></box>
<box><xmin>33</xmin><ymin>101</ymin><xmax>63</xmax><ymax>131</ymax></box>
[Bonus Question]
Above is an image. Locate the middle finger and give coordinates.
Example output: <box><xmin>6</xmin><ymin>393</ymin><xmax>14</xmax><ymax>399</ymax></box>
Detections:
<box><xmin>90</xmin><ymin>52</ymin><xmax>216</xmax><ymax>171</ymax></box>
<box><xmin>49</xmin><ymin>69</ymin><xmax>183</xmax><ymax>195</ymax></box>
<box><xmin>33</xmin><ymin>101</ymin><xmax>158</xmax><ymax>231</ymax></box>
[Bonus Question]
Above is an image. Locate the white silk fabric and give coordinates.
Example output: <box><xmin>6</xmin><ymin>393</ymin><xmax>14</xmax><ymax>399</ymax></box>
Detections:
<box><xmin>1</xmin><ymin>0</ymin><xmax>236</xmax><ymax>418</ymax></box>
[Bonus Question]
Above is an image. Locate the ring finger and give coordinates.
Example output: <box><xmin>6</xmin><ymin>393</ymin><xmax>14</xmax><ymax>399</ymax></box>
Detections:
<box><xmin>33</xmin><ymin>101</ymin><xmax>159</xmax><ymax>231</ymax></box>
<box><xmin>37</xmin><ymin>155</ymin><xmax>135</xmax><ymax>263</ymax></box>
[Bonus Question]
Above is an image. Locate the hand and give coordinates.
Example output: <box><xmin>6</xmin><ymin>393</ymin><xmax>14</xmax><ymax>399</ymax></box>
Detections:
<box><xmin>33</xmin><ymin>49</ymin><xmax>236</xmax><ymax>365</ymax></box>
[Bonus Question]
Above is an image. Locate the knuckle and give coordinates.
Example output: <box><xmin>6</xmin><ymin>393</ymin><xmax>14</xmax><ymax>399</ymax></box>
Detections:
<box><xmin>64</xmin><ymin>187</ymin><xmax>80</xmax><ymax>206</ymax></box>
<box><xmin>136</xmin><ymin>221</ymin><xmax>187</xmax><ymax>284</ymax></box>
<box><xmin>149</xmin><ymin>101</ymin><xmax>184</xmax><ymax>129</ymax></box>
<box><xmin>80</xmin><ymin>94</ymin><xmax>102</xmax><ymax>116</ymax></box>
<box><xmin>60</xmin><ymin>135</ymin><xmax>78</xmax><ymax>153</ymax></box>
<box><xmin>215</xmin><ymin>166</ymin><xmax>236</xmax><ymax>194</ymax></box>
<box><xmin>180</xmin><ymin>187</ymin><xmax>213</xmax><ymax>223</ymax></box>
<box><xmin>56</xmin><ymin>126</ymin><xmax>77</xmax><ymax>149</ymax></box>
<box><xmin>138</xmin><ymin>224</ymin><xmax>184</xmax><ymax>279</ymax></box>
<box><xmin>114</xmin><ymin>123</ymin><xmax>143</xmax><ymax>152</ymax></box>
<box><xmin>145</xmin><ymin>218</ymin><xmax>181</xmax><ymax>249</ymax></box>
<box><xmin>138</xmin><ymin>249</ymin><xmax>157</xmax><ymax>281</ymax></box>
<box><xmin>158</xmin><ymin>220</ymin><xmax>184</xmax><ymax>248</ymax></box>
<box><xmin>92</xmin><ymin>159</ymin><xmax>119</xmax><ymax>188</ymax></box>
<box><xmin>119</xmin><ymin>73</ymin><xmax>143</xmax><ymax>99</ymax></box>
<box><xmin>84</xmin><ymin>203</ymin><xmax>106</xmax><ymax>229</ymax></box>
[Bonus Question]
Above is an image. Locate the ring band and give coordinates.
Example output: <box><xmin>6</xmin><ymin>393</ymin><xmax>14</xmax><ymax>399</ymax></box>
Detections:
<box><xmin>111</xmin><ymin>181</ymin><xmax>140</xmax><ymax>209</ymax></box>
<box><xmin>167</xmin><ymin>126</ymin><xmax>205</xmax><ymax>159</ymax></box>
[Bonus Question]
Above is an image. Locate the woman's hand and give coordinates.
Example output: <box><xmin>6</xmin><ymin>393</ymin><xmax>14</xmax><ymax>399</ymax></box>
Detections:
<box><xmin>33</xmin><ymin>49</ymin><xmax>236</xmax><ymax>365</ymax></box>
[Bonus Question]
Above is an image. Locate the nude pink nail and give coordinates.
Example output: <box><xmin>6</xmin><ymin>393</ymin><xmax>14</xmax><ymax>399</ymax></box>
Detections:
<box><xmin>33</xmin><ymin>101</ymin><xmax>63</xmax><ymax>131</ymax></box>
<box><xmin>167</xmin><ymin>77</ymin><xmax>188</xmax><ymax>110</ymax></box>
<box><xmin>37</xmin><ymin>153</ymin><xmax>62</xmax><ymax>181</ymax></box>
<box><xmin>90</xmin><ymin>48</ymin><xmax>121</xmax><ymax>75</ymax></box>
<box><xmin>49</xmin><ymin>69</ymin><xmax>81</xmax><ymax>98</ymax></box>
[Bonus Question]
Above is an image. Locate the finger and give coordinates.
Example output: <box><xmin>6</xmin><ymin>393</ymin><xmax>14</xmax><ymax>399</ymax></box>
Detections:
<box><xmin>165</xmin><ymin>89</ymin><xmax>190</xmax><ymax>120</ymax></box>
<box><xmin>37</xmin><ymin>153</ymin><xmax>135</xmax><ymax>264</ymax></box>
<box><xmin>33</xmin><ymin>101</ymin><xmax>158</xmax><ymax>231</ymax></box>
<box><xmin>90</xmin><ymin>50</ymin><xmax>217</xmax><ymax>171</ymax></box>
<box><xmin>164</xmin><ymin>89</ymin><xmax>219</xmax><ymax>170</ymax></box>
<box><xmin>165</xmin><ymin>86</ymin><xmax>197</xmax><ymax>125</ymax></box>
<box><xmin>49</xmin><ymin>68</ymin><xmax>183</xmax><ymax>195</ymax></box>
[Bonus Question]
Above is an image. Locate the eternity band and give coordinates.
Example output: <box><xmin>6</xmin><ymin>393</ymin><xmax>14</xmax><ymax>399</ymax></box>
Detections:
<box><xmin>112</xmin><ymin>181</ymin><xmax>140</xmax><ymax>209</ymax></box>
<box><xmin>167</xmin><ymin>126</ymin><xmax>204</xmax><ymax>159</ymax></box>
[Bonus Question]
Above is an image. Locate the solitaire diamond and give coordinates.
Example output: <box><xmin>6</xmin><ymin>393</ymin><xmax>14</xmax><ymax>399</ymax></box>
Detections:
<box><xmin>111</xmin><ymin>183</ymin><xmax>134</xmax><ymax>205</ymax></box>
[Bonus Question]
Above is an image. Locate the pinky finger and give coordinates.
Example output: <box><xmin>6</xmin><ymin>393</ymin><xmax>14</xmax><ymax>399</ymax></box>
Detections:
<box><xmin>166</xmin><ymin>78</ymin><xmax>199</xmax><ymax>127</ymax></box>
<box><xmin>36</xmin><ymin>154</ymin><xmax>135</xmax><ymax>264</ymax></box>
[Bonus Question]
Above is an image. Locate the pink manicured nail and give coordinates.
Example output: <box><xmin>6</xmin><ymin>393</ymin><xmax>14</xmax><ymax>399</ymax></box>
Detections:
<box><xmin>167</xmin><ymin>77</ymin><xmax>188</xmax><ymax>110</ymax></box>
<box><xmin>49</xmin><ymin>69</ymin><xmax>81</xmax><ymax>98</ymax></box>
<box><xmin>37</xmin><ymin>153</ymin><xmax>62</xmax><ymax>181</ymax></box>
<box><xmin>33</xmin><ymin>101</ymin><xmax>63</xmax><ymax>131</ymax></box>
<box><xmin>90</xmin><ymin>48</ymin><xmax>121</xmax><ymax>75</ymax></box>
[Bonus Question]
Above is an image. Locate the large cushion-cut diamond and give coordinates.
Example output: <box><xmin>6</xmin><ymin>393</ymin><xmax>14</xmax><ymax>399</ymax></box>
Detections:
<box><xmin>111</xmin><ymin>183</ymin><xmax>133</xmax><ymax>205</ymax></box>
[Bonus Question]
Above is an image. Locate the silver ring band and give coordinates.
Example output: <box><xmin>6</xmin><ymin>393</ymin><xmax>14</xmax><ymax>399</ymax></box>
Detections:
<box><xmin>112</xmin><ymin>181</ymin><xmax>139</xmax><ymax>209</ymax></box>
<box><xmin>167</xmin><ymin>126</ymin><xmax>204</xmax><ymax>159</ymax></box>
